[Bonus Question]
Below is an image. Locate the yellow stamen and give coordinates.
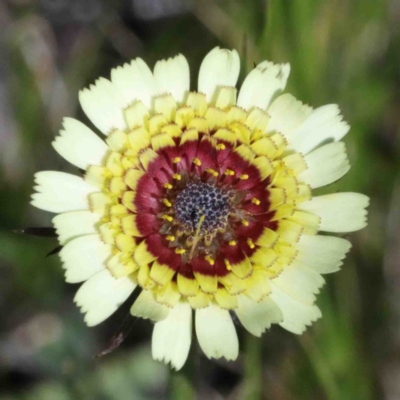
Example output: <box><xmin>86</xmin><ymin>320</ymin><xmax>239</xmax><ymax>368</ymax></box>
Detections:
<box><xmin>163</xmin><ymin>198</ymin><xmax>172</xmax><ymax>207</ymax></box>
<box><xmin>193</xmin><ymin>158</ymin><xmax>202</xmax><ymax>166</ymax></box>
<box><xmin>205</xmin><ymin>168</ymin><xmax>218</xmax><ymax>177</ymax></box>
<box><xmin>224</xmin><ymin>259</ymin><xmax>232</xmax><ymax>271</ymax></box>
<box><xmin>175</xmin><ymin>248</ymin><xmax>186</xmax><ymax>254</ymax></box>
<box><xmin>166</xmin><ymin>235</ymin><xmax>175</xmax><ymax>241</ymax></box>
<box><xmin>251</xmin><ymin>198</ymin><xmax>261</xmax><ymax>205</ymax></box>
<box><xmin>172</xmin><ymin>157</ymin><xmax>181</xmax><ymax>163</ymax></box>
<box><xmin>229</xmin><ymin>240</ymin><xmax>237</xmax><ymax>246</ymax></box>
<box><xmin>164</xmin><ymin>183</ymin><xmax>173</xmax><ymax>189</ymax></box>
<box><xmin>217</xmin><ymin>143</ymin><xmax>226</xmax><ymax>150</ymax></box>
<box><xmin>205</xmin><ymin>255</ymin><xmax>215</xmax><ymax>265</ymax></box>
<box><xmin>239</xmin><ymin>174</ymin><xmax>249</xmax><ymax>180</ymax></box>
<box><xmin>161</xmin><ymin>215</ymin><xmax>173</xmax><ymax>222</ymax></box>
<box><xmin>173</xmin><ymin>173</ymin><xmax>181</xmax><ymax>180</ymax></box>
<box><xmin>241</xmin><ymin>219</ymin><xmax>249</xmax><ymax>226</ymax></box>
<box><xmin>224</xmin><ymin>169</ymin><xmax>235</xmax><ymax>176</ymax></box>
<box><xmin>247</xmin><ymin>239</ymin><xmax>255</xmax><ymax>249</ymax></box>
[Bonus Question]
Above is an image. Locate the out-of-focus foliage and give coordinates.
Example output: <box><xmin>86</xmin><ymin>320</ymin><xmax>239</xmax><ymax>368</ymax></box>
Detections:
<box><xmin>0</xmin><ymin>0</ymin><xmax>399</xmax><ymax>399</ymax></box>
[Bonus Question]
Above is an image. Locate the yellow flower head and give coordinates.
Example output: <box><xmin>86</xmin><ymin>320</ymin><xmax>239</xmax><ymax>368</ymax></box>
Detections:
<box><xmin>32</xmin><ymin>47</ymin><xmax>369</xmax><ymax>370</ymax></box>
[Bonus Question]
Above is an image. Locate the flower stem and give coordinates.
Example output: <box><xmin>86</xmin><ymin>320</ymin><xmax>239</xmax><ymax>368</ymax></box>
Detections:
<box><xmin>169</xmin><ymin>370</ymin><xmax>194</xmax><ymax>400</ymax></box>
<box><xmin>299</xmin><ymin>335</ymin><xmax>341</xmax><ymax>400</ymax></box>
<box><xmin>243</xmin><ymin>333</ymin><xmax>263</xmax><ymax>400</ymax></box>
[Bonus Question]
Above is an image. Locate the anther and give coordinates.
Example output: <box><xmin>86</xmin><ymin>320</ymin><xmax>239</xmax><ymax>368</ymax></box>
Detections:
<box><xmin>163</xmin><ymin>199</ymin><xmax>172</xmax><ymax>207</ymax></box>
<box><xmin>251</xmin><ymin>198</ymin><xmax>261</xmax><ymax>205</ymax></box>
<box><xmin>224</xmin><ymin>169</ymin><xmax>235</xmax><ymax>176</ymax></box>
<box><xmin>239</xmin><ymin>174</ymin><xmax>249</xmax><ymax>180</ymax></box>
<box><xmin>175</xmin><ymin>248</ymin><xmax>186</xmax><ymax>254</ymax></box>
<box><xmin>193</xmin><ymin>158</ymin><xmax>202</xmax><ymax>166</ymax></box>
<box><xmin>161</xmin><ymin>215</ymin><xmax>173</xmax><ymax>222</ymax></box>
<box><xmin>205</xmin><ymin>255</ymin><xmax>215</xmax><ymax>265</ymax></box>
<box><xmin>241</xmin><ymin>219</ymin><xmax>249</xmax><ymax>226</ymax></box>
<box><xmin>173</xmin><ymin>173</ymin><xmax>181</xmax><ymax>180</ymax></box>
<box><xmin>247</xmin><ymin>239</ymin><xmax>255</xmax><ymax>249</ymax></box>
<box><xmin>205</xmin><ymin>168</ymin><xmax>218</xmax><ymax>177</ymax></box>
<box><xmin>229</xmin><ymin>240</ymin><xmax>237</xmax><ymax>246</ymax></box>
<box><xmin>164</xmin><ymin>183</ymin><xmax>173</xmax><ymax>189</ymax></box>
<box><xmin>172</xmin><ymin>157</ymin><xmax>181</xmax><ymax>163</ymax></box>
<box><xmin>166</xmin><ymin>235</ymin><xmax>175</xmax><ymax>241</ymax></box>
<box><xmin>217</xmin><ymin>143</ymin><xmax>226</xmax><ymax>150</ymax></box>
<box><xmin>224</xmin><ymin>259</ymin><xmax>232</xmax><ymax>271</ymax></box>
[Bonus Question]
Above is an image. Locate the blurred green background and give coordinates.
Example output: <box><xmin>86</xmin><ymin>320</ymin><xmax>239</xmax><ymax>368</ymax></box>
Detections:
<box><xmin>1</xmin><ymin>0</ymin><xmax>399</xmax><ymax>399</ymax></box>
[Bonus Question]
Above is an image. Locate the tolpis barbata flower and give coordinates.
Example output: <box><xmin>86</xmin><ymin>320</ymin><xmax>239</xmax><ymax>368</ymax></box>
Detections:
<box><xmin>31</xmin><ymin>47</ymin><xmax>369</xmax><ymax>370</ymax></box>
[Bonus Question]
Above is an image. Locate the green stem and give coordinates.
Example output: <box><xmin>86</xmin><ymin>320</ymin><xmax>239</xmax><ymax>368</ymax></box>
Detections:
<box><xmin>169</xmin><ymin>370</ymin><xmax>195</xmax><ymax>400</ymax></box>
<box><xmin>299</xmin><ymin>335</ymin><xmax>341</xmax><ymax>400</ymax></box>
<box><xmin>168</xmin><ymin>348</ymin><xmax>197</xmax><ymax>400</ymax></box>
<box><xmin>243</xmin><ymin>333</ymin><xmax>263</xmax><ymax>400</ymax></box>
<box><xmin>264</xmin><ymin>0</ymin><xmax>277</xmax><ymax>57</ymax></box>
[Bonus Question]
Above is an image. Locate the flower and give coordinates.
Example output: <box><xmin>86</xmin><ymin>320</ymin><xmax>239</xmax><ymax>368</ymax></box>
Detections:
<box><xmin>31</xmin><ymin>47</ymin><xmax>369</xmax><ymax>370</ymax></box>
